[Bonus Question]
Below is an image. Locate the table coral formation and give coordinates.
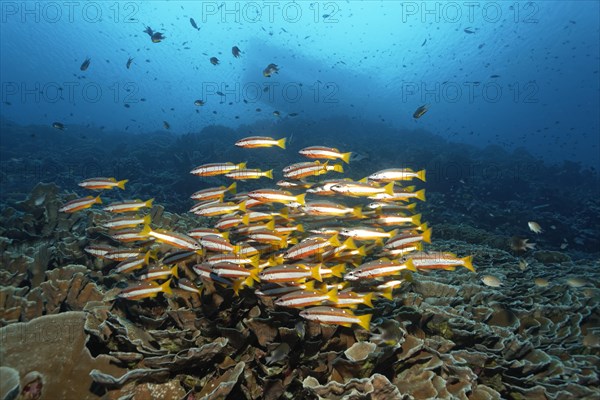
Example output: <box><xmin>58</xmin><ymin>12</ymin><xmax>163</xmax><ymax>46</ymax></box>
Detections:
<box><xmin>1</xmin><ymin>139</ymin><xmax>598</xmax><ymax>399</ymax></box>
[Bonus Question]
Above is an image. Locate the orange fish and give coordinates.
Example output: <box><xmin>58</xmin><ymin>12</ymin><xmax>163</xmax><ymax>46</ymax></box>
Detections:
<box><xmin>190</xmin><ymin>182</ymin><xmax>236</xmax><ymax>201</ymax></box>
<box><xmin>248</xmin><ymin>189</ymin><xmax>306</xmax><ymax>205</ymax></box>
<box><xmin>285</xmin><ymin>234</ymin><xmax>341</xmax><ymax>260</ymax></box>
<box><xmin>405</xmin><ymin>252</ymin><xmax>475</xmax><ymax>272</ymax></box>
<box><xmin>138</xmin><ymin>265</ymin><xmax>179</xmax><ymax>281</ymax></box>
<box><xmin>235</xmin><ymin>136</ymin><xmax>286</xmax><ymax>149</ymax></box>
<box><xmin>367</xmin><ymin>168</ymin><xmax>426</xmax><ymax>182</ymax></box>
<box><xmin>284</xmin><ymin>161</ymin><xmax>343</xmax><ymax>180</ymax></box>
<box><xmin>334</xmin><ymin>291</ymin><xmax>374</xmax><ymax>309</ymax></box>
<box><xmin>103</xmin><ymin>199</ymin><xmax>153</xmax><ymax>213</ymax></box>
<box><xmin>191</xmin><ymin>201</ymin><xmax>246</xmax><ymax>217</ymax></box>
<box><xmin>188</xmin><ymin>228</ymin><xmax>229</xmax><ymax>241</ymax></box>
<box><xmin>140</xmin><ymin>226</ymin><xmax>202</xmax><ymax>252</ymax></box>
<box><xmin>331</xmin><ymin>181</ymin><xmax>395</xmax><ymax>197</ymax></box>
<box><xmin>259</xmin><ymin>264</ymin><xmax>322</xmax><ymax>283</ymax></box>
<box><xmin>199</xmin><ymin>235</ymin><xmax>238</xmax><ymax>253</ymax></box>
<box><xmin>103</xmin><ymin>215</ymin><xmax>151</xmax><ymax>230</ymax></box>
<box><xmin>118</xmin><ymin>279</ymin><xmax>172</xmax><ymax>300</ymax></box>
<box><xmin>225</xmin><ymin>169</ymin><xmax>273</xmax><ymax>180</ymax></box>
<box><xmin>109</xmin><ymin>228</ymin><xmax>154</xmax><ymax>243</ymax></box>
<box><xmin>299</xmin><ymin>146</ymin><xmax>352</xmax><ymax>164</ymax></box>
<box><xmin>275</xmin><ymin>288</ymin><xmax>338</xmax><ymax>308</ymax></box>
<box><xmin>384</xmin><ymin>228</ymin><xmax>432</xmax><ymax>249</ymax></box>
<box><xmin>343</xmin><ymin>258</ymin><xmax>416</xmax><ymax>281</ymax></box>
<box><xmin>59</xmin><ymin>195</ymin><xmax>101</xmax><ymax>213</ymax></box>
<box><xmin>114</xmin><ymin>252</ymin><xmax>154</xmax><ymax>274</ymax></box>
<box><xmin>299</xmin><ymin>306</ymin><xmax>372</xmax><ymax>330</ymax></box>
<box><xmin>78</xmin><ymin>177</ymin><xmax>128</xmax><ymax>190</ymax></box>
<box><xmin>303</xmin><ymin>201</ymin><xmax>363</xmax><ymax>218</ymax></box>
<box><xmin>190</xmin><ymin>162</ymin><xmax>246</xmax><ymax>177</ymax></box>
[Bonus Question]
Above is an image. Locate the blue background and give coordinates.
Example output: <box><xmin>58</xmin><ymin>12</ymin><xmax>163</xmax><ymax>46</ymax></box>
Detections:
<box><xmin>1</xmin><ymin>1</ymin><xmax>598</xmax><ymax>166</ymax></box>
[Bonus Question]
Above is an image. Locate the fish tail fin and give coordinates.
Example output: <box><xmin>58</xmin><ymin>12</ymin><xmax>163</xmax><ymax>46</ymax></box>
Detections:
<box><xmin>249</xmin><ymin>254</ymin><xmax>260</xmax><ymax>268</ymax></box>
<box><xmin>407</xmin><ymin>203</ymin><xmax>417</xmax><ymax>211</ymax></box>
<box><xmin>277</xmin><ymin>138</ymin><xmax>287</xmax><ymax>149</ymax></box>
<box><xmin>380</xmin><ymin>287</ymin><xmax>393</xmax><ymax>301</ymax></box>
<box><xmin>412</xmin><ymin>214</ymin><xmax>422</xmax><ymax>226</ymax></box>
<box><xmin>422</xmin><ymin>228</ymin><xmax>432</xmax><ymax>243</ymax></box>
<box><xmin>227</xmin><ymin>182</ymin><xmax>237</xmax><ymax>194</ymax></box>
<box><xmin>232</xmin><ymin>280</ymin><xmax>243</xmax><ymax>295</ymax></box>
<box><xmin>221</xmin><ymin>231</ymin><xmax>230</xmax><ymax>241</ymax></box>
<box><xmin>415</xmin><ymin>242</ymin><xmax>423</xmax><ymax>251</ymax></box>
<box><xmin>139</xmin><ymin>225</ymin><xmax>152</xmax><ymax>237</ymax></box>
<box><xmin>363</xmin><ymin>293</ymin><xmax>374</xmax><ymax>308</ymax></box>
<box><xmin>95</xmin><ymin>196</ymin><xmax>102</xmax><ymax>204</ymax></box>
<box><xmin>146</xmin><ymin>198</ymin><xmax>154</xmax><ymax>208</ymax></box>
<box><xmin>279</xmin><ymin>207</ymin><xmax>289</xmax><ymax>219</ymax></box>
<box><xmin>357</xmin><ymin>245</ymin><xmax>367</xmax><ymax>256</ymax></box>
<box><xmin>160</xmin><ymin>279</ymin><xmax>173</xmax><ymax>295</ymax></box>
<box><xmin>384</xmin><ymin>182</ymin><xmax>395</xmax><ymax>196</ymax></box>
<box><xmin>250</xmin><ymin>267</ymin><xmax>261</xmax><ymax>282</ymax></box>
<box><xmin>238</xmin><ymin>201</ymin><xmax>247</xmax><ymax>213</ymax></box>
<box><xmin>171</xmin><ymin>265</ymin><xmax>179</xmax><ymax>279</ymax></box>
<box><xmin>143</xmin><ymin>251</ymin><xmax>151</xmax><ymax>265</ymax></box>
<box><xmin>304</xmin><ymin>280</ymin><xmax>316</xmax><ymax>291</ymax></box>
<box><xmin>237</xmin><ymin>162</ymin><xmax>247</xmax><ymax>170</ymax></box>
<box><xmin>326</xmin><ymin>288</ymin><xmax>338</xmax><ymax>303</ymax></box>
<box><xmin>356</xmin><ymin>313</ymin><xmax>372</xmax><ymax>330</ymax></box>
<box><xmin>415</xmin><ymin>189</ymin><xmax>426</xmax><ymax>202</ymax></box>
<box><xmin>296</xmin><ymin>193</ymin><xmax>306</xmax><ymax>206</ymax></box>
<box><xmin>462</xmin><ymin>255</ymin><xmax>475</xmax><ymax>272</ymax></box>
<box><xmin>296</xmin><ymin>223</ymin><xmax>304</xmax><ymax>232</ymax></box>
<box><xmin>117</xmin><ymin>179</ymin><xmax>129</xmax><ymax>190</ymax></box>
<box><xmin>333</xmin><ymin>163</ymin><xmax>344</xmax><ymax>173</ymax></box>
<box><xmin>402</xmin><ymin>271</ymin><xmax>414</xmax><ymax>283</ymax></box>
<box><xmin>265</xmin><ymin>220</ymin><xmax>276</xmax><ymax>230</ymax></box>
<box><xmin>331</xmin><ymin>263</ymin><xmax>346</xmax><ymax>278</ymax></box>
<box><xmin>232</xmin><ymin>245</ymin><xmax>242</xmax><ymax>254</ymax></box>
<box><xmin>264</xmin><ymin>169</ymin><xmax>274</xmax><ymax>179</ymax></box>
<box><xmin>388</xmin><ymin>229</ymin><xmax>399</xmax><ymax>238</ymax></box>
<box><xmin>353</xmin><ymin>206</ymin><xmax>363</xmax><ymax>219</ymax></box>
<box><xmin>405</xmin><ymin>259</ymin><xmax>417</xmax><ymax>272</ymax></box>
<box><xmin>342</xmin><ymin>152</ymin><xmax>352</xmax><ymax>164</ymax></box>
<box><xmin>328</xmin><ymin>233</ymin><xmax>341</xmax><ymax>247</ymax></box>
<box><xmin>311</xmin><ymin>265</ymin><xmax>322</xmax><ymax>282</ymax></box>
<box><xmin>417</xmin><ymin>169</ymin><xmax>426</xmax><ymax>182</ymax></box>
<box><xmin>242</xmin><ymin>276</ymin><xmax>255</xmax><ymax>289</ymax></box>
<box><xmin>241</xmin><ymin>214</ymin><xmax>250</xmax><ymax>225</ymax></box>
<box><xmin>143</xmin><ymin>215</ymin><xmax>151</xmax><ymax>225</ymax></box>
<box><xmin>148</xmin><ymin>248</ymin><xmax>160</xmax><ymax>260</ymax></box>
<box><xmin>343</xmin><ymin>237</ymin><xmax>357</xmax><ymax>250</ymax></box>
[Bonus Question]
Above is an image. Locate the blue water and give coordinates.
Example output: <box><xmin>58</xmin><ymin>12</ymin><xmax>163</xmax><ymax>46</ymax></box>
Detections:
<box><xmin>1</xmin><ymin>1</ymin><xmax>598</xmax><ymax>167</ymax></box>
<box><xmin>1</xmin><ymin>4</ymin><xmax>600</xmax><ymax>399</ymax></box>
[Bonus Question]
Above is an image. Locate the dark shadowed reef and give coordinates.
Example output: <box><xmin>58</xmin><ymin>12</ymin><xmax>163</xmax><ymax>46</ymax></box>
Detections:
<box><xmin>1</xmin><ymin>116</ymin><xmax>598</xmax><ymax>255</ymax></box>
<box><xmin>0</xmin><ymin>116</ymin><xmax>599</xmax><ymax>399</ymax></box>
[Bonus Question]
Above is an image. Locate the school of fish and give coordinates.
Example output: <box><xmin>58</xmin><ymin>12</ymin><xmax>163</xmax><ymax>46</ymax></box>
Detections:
<box><xmin>61</xmin><ymin>136</ymin><xmax>475</xmax><ymax>331</ymax></box>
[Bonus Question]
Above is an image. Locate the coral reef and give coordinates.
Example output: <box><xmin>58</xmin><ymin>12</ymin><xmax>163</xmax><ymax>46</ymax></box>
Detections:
<box><xmin>1</xmin><ymin>116</ymin><xmax>599</xmax><ymax>399</ymax></box>
<box><xmin>0</xmin><ymin>184</ymin><xmax>598</xmax><ymax>399</ymax></box>
<box><xmin>0</xmin><ymin>312</ymin><xmax>125</xmax><ymax>400</ymax></box>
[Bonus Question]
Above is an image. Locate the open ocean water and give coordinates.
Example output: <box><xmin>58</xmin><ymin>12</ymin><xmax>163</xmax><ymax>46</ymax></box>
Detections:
<box><xmin>0</xmin><ymin>1</ymin><xmax>599</xmax><ymax>399</ymax></box>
